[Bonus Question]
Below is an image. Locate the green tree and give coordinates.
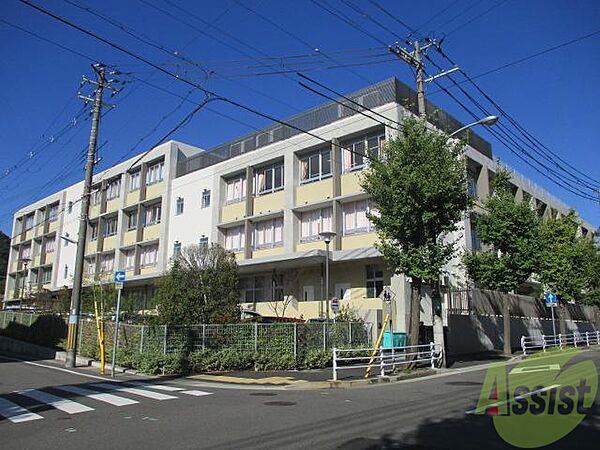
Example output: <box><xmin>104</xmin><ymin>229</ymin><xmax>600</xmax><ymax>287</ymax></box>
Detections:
<box><xmin>537</xmin><ymin>212</ymin><xmax>600</xmax><ymax>305</ymax></box>
<box><xmin>156</xmin><ymin>244</ymin><xmax>239</xmax><ymax>325</ymax></box>
<box><xmin>464</xmin><ymin>168</ymin><xmax>541</xmax><ymax>293</ymax></box>
<box><xmin>361</xmin><ymin>117</ymin><xmax>473</xmax><ymax>347</ymax></box>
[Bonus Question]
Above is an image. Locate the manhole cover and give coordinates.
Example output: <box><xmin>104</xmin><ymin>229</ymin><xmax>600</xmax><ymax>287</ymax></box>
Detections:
<box><xmin>264</xmin><ymin>401</ymin><xmax>296</xmax><ymax>406</ymax></box>
<box><xmin>250</xmin><ymin>392</ymin><xmax>277</xmax><ymax>397</ymax></box>
<box><xmin>445</xmin><ymin>381</ymin><xmax>483</xmax><ymax>386</ymax></box>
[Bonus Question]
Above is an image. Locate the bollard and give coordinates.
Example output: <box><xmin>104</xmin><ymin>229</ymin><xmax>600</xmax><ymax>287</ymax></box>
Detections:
<box><xmin>332</xmin><ymin>348</ymin><xmax>337</xmax><ymax>381</ymax></box>
<box><xmin>379</xmin><ymin>347</ymin><xmax>385</xmax><ymax>377</ymax></box>
<box><xmin>430</xmin><ymin>342</ymin><xmax>436</xmax><ymax>368</ymax></box>
<box><xmin>541</xmin><ymin>334</ymin><xmax>546</xmax><ymax>352</ymax></box>
<box><xmin>521</xmin><ymin>336</ymin><xmax>526</xmax><ymax>356</ymax></box>
<box><xmin>586</xmin><ymin>331</ymin><xmax>590</xmax><ymax>347</ymax></box>
<box><xmin>558</xmin><ymin>333</ymin><xmax>563</xmax><ymax>349</ymax></box>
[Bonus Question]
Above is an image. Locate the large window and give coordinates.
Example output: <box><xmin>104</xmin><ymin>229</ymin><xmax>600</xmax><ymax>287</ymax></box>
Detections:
<box><xmin>254</xmin><ymin>163</ymin><xmax>284</xmax><ymax>195</ymax></box>
<box><xmin>48</xmin><ymin>204</ymin><xmax>59</xmax><ymax>222</ymax></box>
<box><xmin>124</xmin><ymin>249</ymin><xmax>135</xmax><ymax>269</ymax></box>
<box><xmin>342</xmin><ymin>132</ymin><xmax>385</xmax><ymax>173</ymax></box>
<box><xmin>41</xmin><ymin>267</ymin><xmax>52</xmax><ymax>284</ymax></box>
<box><xmin>24</xmin><ymin>214</ymin><xmax>34</xmax><ymax>230</ymax></box>
<box><xmin>90</xmin><ymin>222</ymin><xmax>99</xmax><ymax>241</ymax></box>
<box><xmin>240</xmin><ymin>275</ymin><xmax>283</xmax><ymax>303</ymax></box>
<box><xmin>106</xmin><ymin>178</ymin><xmax>121</xmax><ymax>200</ymax></box>
<box><xmin>173</xmin><ymin>242</ymin><xmax>182</xmax><ymax>258</ymax></box>
<box><xmin>44</xmin><ymin>237</ymin><xmax>55</xmax><ymax>254</ymax></box>
<box><xmin>224</xmin><ymin>226</ymin><xmax>245</xmax><ymax>252</ymax></box>
<box><xmin>300</xmin><ymin>207</ymin><xmax>332</xmax><ymax>241</ymax></box>
<box><xmin>144</xmin><ymin>204</ymin><xmax>161</xmax><ymax>226</ymax></box>
<box><xmin>146</xmin><ymin>161</ymin><xmax>164</xmax><ymax>185</ymax></box>
<box><xmin>19</xmin><ymin>244</ymin><xmax>32</xmax><ymax>260</ymax></box>
<box><xmin>140</xmin><ymin>245</ymin><xmax>158</xmax><ymax>267</ymax></box>
<box><xmin>300</xmin><ymin>148</ymin><xmax>331</xmax><ymax>183</ymax></box>
<box><xmin>85</xmin><ymin>258</ymin><xmax>95</xmax><ymax>275</ymax></box>
<box><xmin>201</xmin><ymin>190</ymin><xmax>211</xmax><ymax>208</ymax></box>
<box><xmin>467</xmin><ymin>171</ymin><xmax>478</xmax><ymax>198</ymax></box>
<box><xmin>254</xmin><ymin>218</ymin><xmax>283</xmax><ymax>249</ymax></box>
<box><xmin>343</xmin><ymin>200</ymin><xmax>376</xmax><ymax>235</ymax></box>
<box><xmin>100</xmin><ymin>253</ymin><xmax>115</xmax><ymax>273</ymax></box>
<box><xmin>90</xmin><ymin>189</ymin><xmax>102</xmax><ymax>206</ymax></box>
<box><xmin>129</xmin><ymin>171</ymin><xmax>141</xmax><ymax>191</ymax></box>
<box><xmin>225</xmin><ymin>175</ymin><xmax>246</xmax><ymax>204</ymax></box>
<box><xmin>127</xmin><ymin>211</ymin><xmax>138</xmax><ymax>230</ymax></box>
<box><xmin>366</xmin><ymin>265</ymin><xmax>384</xmax><ymax>298</ymax></box>
<box><xmin>103</xmin><ymin>217</ymin><xmax>118</xmax><ymax>237</ymax></box>
<box><xmin>175</xmin><ymin>197</ymin><xmax>184</xmax><ymax>216</ymax></box>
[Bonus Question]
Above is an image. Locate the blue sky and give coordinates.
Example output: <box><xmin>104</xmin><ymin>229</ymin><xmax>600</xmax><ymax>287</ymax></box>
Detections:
<box><xmin>1</xmin><ymin>0</ymin><xmax>599</xmax><ymax>235</ymax></box>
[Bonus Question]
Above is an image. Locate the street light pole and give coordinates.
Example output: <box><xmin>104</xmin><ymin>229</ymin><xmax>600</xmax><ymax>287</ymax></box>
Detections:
<box><xmin>319</xmin><ymin>231</ymin><xmax>337</xmax><ymax>320</ymax></box>
<box><xmin>448</xmin><ymin>115</ymin><xmax>499</xmax><ymax>138</ymax></box>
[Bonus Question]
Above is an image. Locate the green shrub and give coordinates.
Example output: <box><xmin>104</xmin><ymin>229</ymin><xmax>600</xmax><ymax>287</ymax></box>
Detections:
<box><xmin>304</xmin><ymin>349</ymin><xmax>332</xmax><ymax>369</ymax></box>
<box><xmin>254</xmin><ymin>352</ymin><xmax>296</xmax><ymax>371</ymax></box>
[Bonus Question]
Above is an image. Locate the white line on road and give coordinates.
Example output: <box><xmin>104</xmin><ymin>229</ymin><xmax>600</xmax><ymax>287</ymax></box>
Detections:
<box><xmin>181</xmin><ymin>390</ymin><xmax>213</xmax><ymax>397</ymax></box>
<box><xmin>465</xmin><ymin>384</ymin><xmax>561</xmax><ymax>415</ymax></box>
<box><xmin>92</xmin><ymin>383</ymin><xmax>178</xmax><ymax>400</ymax></box>
<box><xmin>54</xmin><ymin>385</ymin><xmax>139</xmax><ymax>406</ymax></box>
<box><xmin>128</xmin><ymin>382</ymin><xmax>185</xmax><ymax>392</ymax></box>
<box><xmin>0</xmin><ymin>397</ymin><xmax>43</xmax><ymax>423</ymax></box>
<box><xmin>17</xmin><ymin>389</ymin><xmax>94</xmax><ymax>414</ymax></box>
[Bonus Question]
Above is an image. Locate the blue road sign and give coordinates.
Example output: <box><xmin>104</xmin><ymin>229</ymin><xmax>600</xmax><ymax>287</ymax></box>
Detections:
<box><xmin>544</xmin><ymin>292</ymin><xmax>558</xmax><ymax>307</ymax></box>
<box><xmin>114</xmin><ymin>271</ymin><xmax>126</xmax><ymax>283</ymax></box>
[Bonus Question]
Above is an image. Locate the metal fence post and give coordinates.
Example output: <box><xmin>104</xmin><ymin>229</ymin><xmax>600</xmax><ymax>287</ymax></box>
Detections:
<box><xmin>586</xmin><ymin>331</ymin><xmax>590</xmax><ymax>347</ymax></box>
<box><xmin>293</xmin><ymin>323</ymin><xmax>297</xmax><ymax>360</ymax></box>
<box><xmin>391</xmin><ymin>345</ymin><xmax>395</xmax><ymax>372</ymax></box>
<box><xmin>323</xmin><ymin>322</ymin><xmax>327</xmax><ymax>351</ymax></box>
<box><xmin>379</xmin><ymin>346</ymin><xmax>385</xmax><ymax>377</ymax></box>
<box><xmin>163</xmin><ymin>325</ymin><xmax>167</xmax><ymax>354</ymax></box>
<box><xmin>254</xmin><ymin>323</ymin><xmax>258</xmax><ymax>353</ymax></box>
<box><xmin>430</xmin><ymin>342</ymin><xmax>436</xmax><ymax>368</ymax></box>
<box><xmin>202</xmin><ymin>324</ymin><xmax>206</xmax><ymax>352</ymax></box>
<box><xmin>574</xmin><ymin>332</ymin><xmax>578</xmax><ymax>348</ymax></box>
<box><xmin>521</xmin><ymin>336</ymin><xmax>526</xmax><ymax>356</ymax></box>
<box><xmin>348</xmin><ymin>322</ymin><xmax>352</xmax><ymax>345</ymax></box>
<box><xmin>541</xmin><ymin>334</ymin><xmax>546</xmax><ymax>352</ymax></box>
<box><xmin>332</xmin><ymin>347</ymin><xmax>337</xmax><ymax>381</ymax></box>
<box><xmin>139</xmin><ymin>325</ymin><xmax>145</xmax><ymax>353</ymax></box>
<box><xmin>558</xmin><ymin>333</ymin><xmax>563</xmax><ymax>349</ymax></box>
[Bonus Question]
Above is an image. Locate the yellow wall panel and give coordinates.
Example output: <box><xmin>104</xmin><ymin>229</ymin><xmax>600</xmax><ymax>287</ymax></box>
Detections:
<box><xmin>86</xmin><ymin>240</ymin><xmax>98</xmax><ymax>255</ymax></box>
<box><xmin>296</xmin><ymin>240</ymin><xmax>327</xmax><ymax>252</ymax></box>
<box><xmin>103</xmin><ymin>235</ymin><xmax>117</xmax><ymax>251</ymax></box>
<box><xmin>142</xmin><ymin>224</ymin><xmax>160</xmax><ymax>241</ymax></box>
<box><xmin>123</xmin><ymin>230</ymin><xmax>137</xmax><ymax>246</ymax></box>
<box><xmin>105</xmin><ymin>198</ymin><xmax>120</xmax><ymax>213</ymax></box>
<box><xmin>340</xmin><ymin>172</ymin><xmax>364</xmax><ymax>196</ymax></box>
<box><xmin>252</xmin><ymin>247</ymin><xmax>284</xmax><ymax>259</ymax></box>
<box><xmin>253</xmin><ymin>191</ymin><xmax>284</xmax><ymax>216</ymax></box>
<box><xmin>125</xmin><ymin>191</ymin><xmax>139</xmax><ymax>207</ymax></box>
<box><xmin>145</xmin><ymin>182</ymin><xmax>163</xmax><ymax>200</ymax></box>
<box><xmin>45</xmin><ymin>252</ymin><xmax>55</xmax><ymax>265</ymax></box>
<box><xmin>89</xmin><ymin>205</ymin><xmax>101</xmax><ymax>219</ymax></box>
<box><xmin>221</xmin><ymin>202</ymin><xmax>246</xmax><ymax>222</ymax></box>
<box><xmin>341</xmin><ymin>233</ymin><xmax>378</xmax><ymax>250</ymax></box>
<box><xmin>296</xmin><ymin>179</ymin><xmax>333</xmax><ymax>206</ymax></box>
<box><xmin>140</xmin><ymin>266</ymin><xmax>158</xmax><ymax>276</ymax></box>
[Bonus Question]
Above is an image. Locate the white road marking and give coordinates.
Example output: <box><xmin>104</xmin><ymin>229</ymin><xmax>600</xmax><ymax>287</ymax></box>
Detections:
<box><xmin>92</xmin><ymin>383</ymin><xmax>178</xmax><ymax>400</ymax></box>
<box><xmin>129</xmin><ymin>382</ymin><xmax>184</xmax><ymax>392</ymax></box>
<box><xmin>510</xmin><ymin>364</ymin><xmax>560</xmax><ymax>374</ymax></box>
<box><xmin>0</xmin><ymin>397</ymin><xmax>43</xmax><ymax>423</ymax></box>
<box><xmin>17</xmin><ymin>389</ymin><xmax>94</xmax><ymax>414</ymax></box>
<box><xmin>181</xmin><ymin>390</ymin><xmax>213</xmax><ymax>397</ymax></box>
<box><xmin>466</xmin><ymin>384</ymin><xmax>561</xmax><ymax>415</ymax></box>
<box><xmin>55</xmin><ymin>385</ymin><xmax>139</xmax><ymax>406</ymax></box>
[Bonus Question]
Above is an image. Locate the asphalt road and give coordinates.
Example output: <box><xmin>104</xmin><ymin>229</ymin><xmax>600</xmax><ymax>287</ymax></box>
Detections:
<box><xmin>1</xmin><ymin>350</ymin><xmax>599</xmax><ymax>449</ymax></box>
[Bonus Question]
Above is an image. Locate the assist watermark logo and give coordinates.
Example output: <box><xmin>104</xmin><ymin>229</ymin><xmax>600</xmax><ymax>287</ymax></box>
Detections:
<box><xmin>469</xmin><ymin>349</ymin><xmax>597</xmax><ymax>448</ymax></box>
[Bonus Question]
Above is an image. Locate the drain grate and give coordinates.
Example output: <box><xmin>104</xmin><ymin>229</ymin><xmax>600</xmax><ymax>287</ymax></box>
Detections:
<box><xmin>264</xmin><ymin>401</ymin><xmax>296</xmax><ymax>406</ymax></box>
<box><xmin>249</xmin><ymin>392</ymin><xmax>278</xmax><ymax>397</ymax></box>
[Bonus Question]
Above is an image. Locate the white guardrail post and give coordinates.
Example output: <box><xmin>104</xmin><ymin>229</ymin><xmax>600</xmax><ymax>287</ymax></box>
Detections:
<box><xmin>585</xmin><ymin>331</ymin><xmax>590</xmax><ymax>347</ymax></box>
<box><xmin>332</xmin><ymin>348</ymin><xmax>337</xmax><ymax>381</ymax></box>
<box><xmin>379</xmin><ymin>346</ymin><xmax>385</xmax><ymax>377</ymax></box>
<box><xmin>429</xmin><ymin>342</ymin><xmax>435</xmax><ymax>368</ymax></box>
<box><xmin>541</xmin><ymin>334</ymin><xmax>546</xmax><ymax>352</ymax></box>
<box><xmin>558</xmin><ymin>334</ymin><xmax>563</xmax><ymax>349</ymax></box>
<box><xmin>521</xmin><ymin>336</ymin><xmax>526</xmax><ymax>356</ymax></box>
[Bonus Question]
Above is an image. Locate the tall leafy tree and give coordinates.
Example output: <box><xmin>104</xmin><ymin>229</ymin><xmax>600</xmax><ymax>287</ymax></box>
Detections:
<box><xmin>361</xmin><ymin>117</ymin><xmax>473</xmax><ymax>347</ymax></box>
<box><xmin>157</xmin><ymin>244</ymin><xmax>239</xmax><ymax>325</ymax></box>
<box><xmin>464</xmin><ymin>168</ymin><xmax>540</xmax><ymax>353</ymax></box>
<box><xmin>537</xmin><ymin>211</ymin><xmax>600</xmax><ymax>305</ymax></box>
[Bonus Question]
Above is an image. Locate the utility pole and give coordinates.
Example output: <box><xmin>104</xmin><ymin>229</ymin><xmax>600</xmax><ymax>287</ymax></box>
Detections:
<box><xmin>413</xmin><ymin>41</ymin><xmax>426</xmax><ymax>117</ymax></box>
<box><xmin>65</xmin><ymin>63</ymin><xmax>106</xmax><ymax>368</ymax></box>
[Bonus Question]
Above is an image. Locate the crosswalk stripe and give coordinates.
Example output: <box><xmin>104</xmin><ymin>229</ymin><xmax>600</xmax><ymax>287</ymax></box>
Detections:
<box><xmin>181</xmin><ymin>390</ymin><xmax>213</xmax><ymax>397</ymax></box>
<box><xmin>0</xmin><ymin>397</ymin><xmax>43</xmax><ymax>423</ymax></box>
<box><xmin>92</xmin><ymin>383</ymin><xmax>178</xmax><ymax>400</ymax></box>
<box><xmin>55</xmin><ymin>385</ymin><xmax>139</xmax><ymax>406</ymax></box>
<box><xmin>128</xmin><ymin>382</ymin><xmax>184</xmax><ymax>392</ymax></box>
<box><xmin>18</xmin><ymin>389</ymin><xmax>94</xmax><ymax>414</ymax></box>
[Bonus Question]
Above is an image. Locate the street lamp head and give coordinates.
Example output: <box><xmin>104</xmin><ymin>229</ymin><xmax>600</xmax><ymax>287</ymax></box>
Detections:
<box><xmin>479</xmin><ymin>115</ymin><xmax>499</xmax><ymax>126</ymax></box>
<box><xmin>319</xmin><ymin>231</ymin><xmax>337</xmax><ymax>244</ymax></box>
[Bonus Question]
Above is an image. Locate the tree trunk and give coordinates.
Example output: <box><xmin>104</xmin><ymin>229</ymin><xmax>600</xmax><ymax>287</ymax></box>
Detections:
<box><xmin>503</xmin><ymin>294</ymin><xmax>511</xmax><ymax>355</ymax></box>
<box><xmin>558</xmin><ymin>303</ymin><xmax>568</xmax><ymax>335</ymax></box>
<box><xmin>408</xmin><ymin>277</ymin><xmax>422</xmax><ymax>347</ymax></box>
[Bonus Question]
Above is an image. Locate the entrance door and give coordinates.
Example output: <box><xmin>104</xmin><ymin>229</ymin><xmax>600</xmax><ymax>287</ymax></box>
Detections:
<box><xmin>335</xmin><ymin>283</ymin><xmax>351</xmax><ymax>300</ymax></box>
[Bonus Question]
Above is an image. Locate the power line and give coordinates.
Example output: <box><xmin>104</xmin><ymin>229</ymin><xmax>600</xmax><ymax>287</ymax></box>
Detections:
<box><xmin>444</xmin><ymin>0</ymin><xmax>509</xmax><ymax>37</ymax></box>
<box><xmin>411</xmin><ymin>0</ymin><xmax>461</xmax><ymax>37</ymax></box>
<box><xmin>434</xmin><ymin>0</ymin><xmax>482</xmax><ymax>33</ymax></box>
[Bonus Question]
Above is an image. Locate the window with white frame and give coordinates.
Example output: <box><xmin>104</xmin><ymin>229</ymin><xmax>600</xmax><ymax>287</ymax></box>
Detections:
<box><xmin>342</xmin><ymin>200</ymin><xmax>376</xmax><ymax>235</ymax></box>
<box><xmin>129</xmin><ymin>171</ymin><xmax>141</xmax><ymax>191</ymax></box>
<box><xmin>106</xmin><ymin>178</ymin><xmax>121</xmax><ymax>200</ymax></box>
<box><xmin>199</xmin><ymin>236</ymin><xmax>209</xmax><ymax>247</ymax></box>
<box><xmin>300</xmin><ymin>207</ymin><xmax>333</xmax><ymax>241</ymax></box>
<box><xmin>253</xmin><ymin>217</ymin><xmax>283</xmax><ymax>249</ymax></box>
<box><xmin>342</xmin><ymin>131</ymin><xmax>385</xmax><ymax>173</ymax></box>
<box><xmin>224</xmin><ymin>226</ymin><xmax>245</xmax><ymax>252</ymax></box>
<box><xmin>225</xmin><ymin>175</ymin><xmax>246</xmax><ymax>203</ymax></box>
<box><xmin>85</xmin><ymin>258</ymin><xmax>95</xmax><ymax>275</ymax></box>
<box><xmin>90</xmin><ymin>222</ymin><xmax>99</xmax><ymax>241</ymax></box>
<box><xmin>175</xmin><ymin>197</ymin><xmax>184</xmax><ymax>215</ymax></box>
<box><xmin>124</xmin><ymin>249</ymin><xmax>135</xmax><ymax>269</ymax></box>
<box><xmin>467</xmin><ymin>171</ymin><xmax>478</xmax><ymax>198</ymax></box>
<box><xmin>127</xmin><ymin>210</ymin><xmax>138</xmax><ymax>230</ymax></box>
<box><xmin>201</xmin><ymin>190</ymin><xmax>211</xmax><ymax>208</ymax></box>
<box><xmin>254</xmin><ymin>163</ymin><xmax>284</xmax><ymax>195</ymax></box>
<box><xmin>41</xmin><ymin>267</ymin><xmax>52</xmax><ymax>284</ymax></box>
<box><xmin>48</xmin><ymin>203</ymin><xmax>59</xmax><ymax>222</ymax></box>
<box><xmin>240</xmin><ymin>276</ymin><xmax>264</xmax><ymax>303</ymax></box>
<box><xmin>140</xmin><ymin>245</ymin><xmax>158</xmax><ymax>267</ymax></box>
<box><xmin>300</xmin><ymin>148</ymin><xmax>331</xmax><ymax>183</ymax></box>
<box><xmin>100</xmin><ymin>253</ymin><xmax>115</xmax><ymax>273</ymax></box>
<box><xmin>19</xmin><ymin>244</ymin><xmax>32</xmax><ymax>260</ymax></box>
<box><xmin>173</xmin><ymin>242</ymin><xmax>181</xmax><ymax>258</ymax></box>
<box><xmin>103</xmin><ymin>217</ymin><xmax>118</xmax><ymax>237</ymax></box>
<box><xmin>146</xmin><ymin>161</ymin><xmax>164</xmax><ymax>185</ymax></box>
<box><xmin>366</xmin><ymin>265</ymin><xmax>384</xmax><ymax>298</ymax></box>
<box><xmin>144</xmin><ymin>204</ymin><xmax>161</xmax><ymax>226</ymax></box>
<box><xmin>90</xmin><ymin>189</ymin><xmax>102</xmax><ymax>206</ymax></box>
<box><xmin>24</xmin><ymin>214</ymin><xmax>34</xmax><ymax>230</ymax></box>
<box><xmin>44</xmin><ymin>236</ymin><xmax>55</xmax><ymax>253</ymax></box>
